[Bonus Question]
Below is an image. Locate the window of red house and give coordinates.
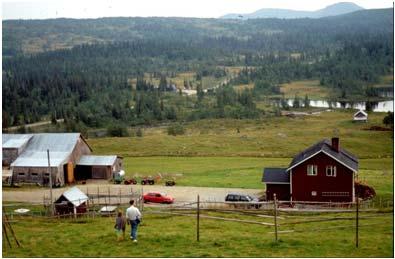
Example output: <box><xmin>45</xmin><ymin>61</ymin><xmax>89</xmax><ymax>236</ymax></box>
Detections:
<box><xmin>326</xmin><ymin>166</ymin><xmax>336</xmax><ymax>177</ymax></box>
<box><xmin>307</xmin><ymin>165</ymin><xmax>317</xmax><ymax>176</ymax></box>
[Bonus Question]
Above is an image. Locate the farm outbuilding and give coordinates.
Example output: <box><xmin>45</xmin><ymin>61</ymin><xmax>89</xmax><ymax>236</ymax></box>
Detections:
<box><xmin>262</xmin><ymin>168</ymin><xmax>290</xmax><ymax>201</ymax></box>
<box><xmin>2</xmin><ymin>134</ymin><xmax>33</xmax><ymax>166</ymax></box>
<box><xmin>55</xmin><ymin>187</ymin><xmax>89</xmax><ymax>215</ymax></box>
<box><xmin>6</xmin><ymin>133</ymin><xmax>92</xmax><ymax>186</ymax></box>
<box><xmin>353</xmin><ymin>110</ymin><xmax>368</xmax><ymax>122</ymax></box>
<box><xmin>75</xmin><ymin>155</ymin><xmax>123</xmax><ymax>180</ymax></box>
<box><xmin>2</xmin><ymin>133</ymin><xmax>123</xmax><ymax>187</ymax></box>
<box><xmin>263</xmin><ymin>137</ymin><xmax>358</xmax><ymax>202</ymax></box>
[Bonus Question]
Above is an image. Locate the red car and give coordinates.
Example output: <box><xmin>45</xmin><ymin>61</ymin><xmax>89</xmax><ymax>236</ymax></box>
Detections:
<box><xmin>143</xmin><ymin>192</ymin><xmax>174</xmax><ymax>204</ymax></box>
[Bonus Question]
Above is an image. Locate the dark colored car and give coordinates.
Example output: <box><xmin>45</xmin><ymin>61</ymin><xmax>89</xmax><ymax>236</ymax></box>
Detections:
<box><xmin>225</xmin><ymin>193</ymin><xmax>261</xmax><ymax>209</ymax></box>
<box><xmin>143</xmin><ymin>192</ymin><xmax>174</xmax><ymax>204</ymax></box>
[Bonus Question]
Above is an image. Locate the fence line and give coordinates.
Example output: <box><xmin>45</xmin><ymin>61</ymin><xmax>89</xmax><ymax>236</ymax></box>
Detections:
<box><xmin>268</xmin><ymin>221</ymin><xmax>392</xmax><ymax>234</ymax></box>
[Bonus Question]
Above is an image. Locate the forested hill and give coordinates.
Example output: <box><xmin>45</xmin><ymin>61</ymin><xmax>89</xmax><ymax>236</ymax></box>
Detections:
<box><xmin>2</xmin><ymin>8</ymin><xmax>393</xmax><ymax>132</ymax></box>
<box><xmin>3</xmin><ymin>8</ymin><xmax>392</xmax><ymax>56</ymax></box>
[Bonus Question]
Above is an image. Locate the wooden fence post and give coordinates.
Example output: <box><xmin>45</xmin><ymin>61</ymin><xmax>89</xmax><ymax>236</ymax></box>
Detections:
<box><xmin>273</xmin><ymin>193</ymin><xmax>278</xmax><ymax>242</ymax></box>
<box><xmin>356</xmin><ymin>197</ymin><xmax>359</xmax><ymax>248</ymax></box>
<box><xmin>197</xmin><ymin>194</ymin><xmax>200</xmax><ymax>242</ymax></box>
<box><xmin>97</xmin><ymin>186</ymin><xmax>100</xmax><ymax>205</ymax></box>
<box><xmin>108</xmin><ymin>187</ymin><xmax>111</xmax><ymax>205</ymax></box>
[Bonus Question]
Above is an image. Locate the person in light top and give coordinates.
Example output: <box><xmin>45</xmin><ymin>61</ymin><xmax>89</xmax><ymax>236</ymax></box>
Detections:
<box><xmin>125</xmin><ymin>199</ymin><xmax>142</xmax><ymax>242</ymax></box>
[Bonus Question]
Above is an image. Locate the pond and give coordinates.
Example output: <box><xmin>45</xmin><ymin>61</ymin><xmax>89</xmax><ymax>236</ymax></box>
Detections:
<box><xmin>282</xmin><ymin>99</ymin><xmax>393</xmax><ymax>112</ymax></box>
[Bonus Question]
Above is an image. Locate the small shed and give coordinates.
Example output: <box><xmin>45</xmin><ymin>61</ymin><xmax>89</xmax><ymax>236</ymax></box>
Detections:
<box><xmin>262</xmin><ymin>168</ymin><xmax>290</xmax><ymax>201</ymax></box>
<box><xmin>55</xmin><ymin>187</ymin><xmax>89</xmax><ymax>215</ymax></box>
<box><xmin>75</xmin><ymin>155</ymin><xmax>122</xmax><ymax>180</ymax></box>
<box><xmin>353</xmin><ymin>110</ymin><xmax>368</xmax><ymax>122</ymax></box>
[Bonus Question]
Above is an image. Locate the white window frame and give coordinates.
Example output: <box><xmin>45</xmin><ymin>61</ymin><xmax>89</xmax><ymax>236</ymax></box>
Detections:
<box><xmin>326</xmin><ymin>166</ymin><xmax>337</xmax><ymax>177</ymax></box>
<box><xmin>307</xmin><ymin>165</ymin><xmax>317</xmax><ymax>176</ymax></box>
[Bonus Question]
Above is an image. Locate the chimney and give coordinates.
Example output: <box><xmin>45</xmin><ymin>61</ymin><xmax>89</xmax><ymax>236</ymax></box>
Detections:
<box><xmin>331</xmin><ymin>137</ymin><xmax>339</xmax><ymax>152</ymax></box>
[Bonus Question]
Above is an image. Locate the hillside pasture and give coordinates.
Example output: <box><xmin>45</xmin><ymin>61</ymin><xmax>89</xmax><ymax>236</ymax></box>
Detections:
<box><xmin>88</xmin><ymin>110</ymin><xmax>393</xmax><ymax>158</ymax></box>
<box><xmin>279</xmin><ymin>80</ymin><xmax>330</xmax><ymax>99</ymax></box>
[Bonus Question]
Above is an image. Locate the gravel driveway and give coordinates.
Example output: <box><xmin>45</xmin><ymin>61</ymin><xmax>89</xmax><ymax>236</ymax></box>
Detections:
<box><xmin>3</xmin><ymin>182</ymin><xmax>263</xmax><ymax>204</ymax></box>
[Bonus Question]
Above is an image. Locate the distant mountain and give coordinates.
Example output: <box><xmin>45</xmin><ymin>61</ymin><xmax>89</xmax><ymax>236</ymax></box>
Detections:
<box><xmin>221</xmin><ymin>2</ymin><xmax>364</xmax><ymax>19</ymax></box>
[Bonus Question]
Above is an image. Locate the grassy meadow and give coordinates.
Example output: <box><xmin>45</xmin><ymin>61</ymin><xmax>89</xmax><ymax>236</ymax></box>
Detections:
<box><xmin>279</xmin><ymin>80</ymin><xmax>330</xmax><ymax>99</ymax></box>
<box><xmin>88</xmin><ymin>110</ymin><xmax>392</xmax><ymax>158</ymax></box>
<box><xmin>3</xmin><ymin>208</ymin><xmax>393</xmax><ymax>257</ymax></box>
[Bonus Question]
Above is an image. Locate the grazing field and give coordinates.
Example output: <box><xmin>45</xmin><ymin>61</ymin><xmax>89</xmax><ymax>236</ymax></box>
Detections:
<box><xmin>3</xmin><ymin>209</ymin><xmax>393</xmax><ymax>257</ymax></box>
<box><xmin>88</xmin><ymin>110</ymin><xmax>393</xmax><ymax>158</ymax></box>
<box><xmin>279</xmin><ymin>80</ymin><xmax>330</xmax><ymax>99</ymax></box>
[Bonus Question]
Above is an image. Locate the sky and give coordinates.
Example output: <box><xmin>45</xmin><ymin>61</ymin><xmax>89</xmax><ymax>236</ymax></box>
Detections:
<box><xmin>2</xmin><ymin>0</ymin><xmax>393</xmax><ymax>20</ymax></box>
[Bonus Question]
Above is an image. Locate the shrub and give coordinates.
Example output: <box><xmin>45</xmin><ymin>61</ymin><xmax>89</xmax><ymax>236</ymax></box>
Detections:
<box><xmin>167</xmin><ymin>123</ymin><xmax>185</xmax><ymax>136</ymax></box>
<box><xmin>107</xmin><ymin>125</ymin><xmax>129</xmax><ymax>137</ymax></box>
<box><xmin>136</xmin><ymin>128</ymin><xmax>143</xmax><ymax>137</ymax></box>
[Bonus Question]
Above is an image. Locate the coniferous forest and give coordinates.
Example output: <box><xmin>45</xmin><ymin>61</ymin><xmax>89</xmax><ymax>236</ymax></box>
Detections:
<box><xmin>2</xmin><ymin>8</ymin><xmax>393</xmax><ymax>134</ymax></box>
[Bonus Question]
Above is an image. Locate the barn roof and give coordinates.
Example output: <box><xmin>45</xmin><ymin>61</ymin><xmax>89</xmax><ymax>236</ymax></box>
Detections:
<box><xmin>2</xmin><ymin>134</ymin><xmax>33</xmax><ymax>148</ymax></box>
<box><xmin>58</xmin><ymin>187</ymin><xmax>89</xmax><ymax>207</ymax></box>
<box><xmin>9</xmin><ymin>133</ymin><xmax>87</xmax><ymax>167</ymax></box>
<box><xmin>287</xmin><ymin>139</ymin><xmax>358</xmax><ymax>173</ymax></box>
<box><xmin>262</xmin><ymin>168</ymin><xmax>289</xmax><ymax>184</ymax></box>
<box><xmin>77</xmin><ymin>155</ymin><xmax>117</xmax><ymax>166</ymax></box>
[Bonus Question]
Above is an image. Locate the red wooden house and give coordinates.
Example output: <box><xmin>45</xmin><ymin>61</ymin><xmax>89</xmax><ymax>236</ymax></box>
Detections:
<box><xmin>263</xmin><ymin>137</ymin><xmax>358</xmax><ymax>202</ymax></box>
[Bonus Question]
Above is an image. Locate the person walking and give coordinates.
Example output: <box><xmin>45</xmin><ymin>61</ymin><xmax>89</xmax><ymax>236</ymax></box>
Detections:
<box><xmin>114</xmin><ymin>211</ymin><xmax>126</xmax><ymax>241</ymax></box>
<box><xmin>125</xmin><ymin>199</ymin><xmax>142</xmax><ymax>242</ymax></box>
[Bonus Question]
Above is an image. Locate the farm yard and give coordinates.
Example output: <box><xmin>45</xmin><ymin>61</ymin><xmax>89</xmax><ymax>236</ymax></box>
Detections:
<box><xmin>2</xmin><ymin>110</ymin><xmax>393</xmax><ymax>257</ymax></box>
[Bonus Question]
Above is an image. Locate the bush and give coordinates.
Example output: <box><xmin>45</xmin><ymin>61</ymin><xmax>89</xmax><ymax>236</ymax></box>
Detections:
<box><xmin>383</xmin><ymin>112</ymin><xmax>393</xmax><ymax>127</ymax></box>
<box><xmin>107</xmin><ymin>125</ymin><xmax>130</xmax><ymax>137</ymax></box>
<box><xmin>167</xmin><ymin>123</ymin><xmax>185</xmax><ymax>136</ymax></box>
<box><xmin>136</xmin><ymin>128</ymin><xmax>143</xmax><ymax>137</ymax></box>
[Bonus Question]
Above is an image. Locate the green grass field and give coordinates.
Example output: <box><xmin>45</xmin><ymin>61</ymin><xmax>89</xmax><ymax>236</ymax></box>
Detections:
<box><xmin>279</xmin><ymin>80</ymin><xmax>330</xmax><ymax>99</ymax></box>
<box><xmin>3</xmin><ymin>209</ymin><xmax>393</xmax><ymax>257</ymax></box>
<box><xmin>87</xmin><ymin>110</ymin><xmax>393</xmax><ymax>158</ymax></box>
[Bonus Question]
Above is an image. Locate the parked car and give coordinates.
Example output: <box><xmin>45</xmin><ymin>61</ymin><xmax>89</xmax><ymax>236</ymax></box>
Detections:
<box><xmin>225</xmin><ymin>193</ymin><xmax>261</xmax><ymax>209</ymax></box>
<box><xmin>143</xmin><ymin>192</ymin><xmax>174</xmax><ymax>204</ymax></box>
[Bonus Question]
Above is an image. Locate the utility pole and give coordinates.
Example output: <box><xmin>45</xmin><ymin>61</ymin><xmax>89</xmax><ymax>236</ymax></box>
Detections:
<box><xmin>47</xmin><ymin>149</ymin><xmax>54</xmax><ymax>216</ymax></box>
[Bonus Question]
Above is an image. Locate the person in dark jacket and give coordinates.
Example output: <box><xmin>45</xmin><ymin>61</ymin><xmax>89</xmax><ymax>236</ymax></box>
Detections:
<box><xmin>114</xmin><ymin>211</ymin><xmax>126</xmax><ymax>241</ymax></box>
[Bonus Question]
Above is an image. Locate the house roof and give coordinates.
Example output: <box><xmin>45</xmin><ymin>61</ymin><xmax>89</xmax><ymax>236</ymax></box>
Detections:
<box><xmin>59</xmin><ymin>187</ymin><xmax>89</xmax><ymax>207</ymax></box>
<box><xmin>287</xmin><ymin>139</ymin><xmax>358</xmax><ymax>173</ymax></box>
<box><xmin>77</xmin><ymin>155</ymin><xmax>117</xmax><ymax>166</ymax></box>
<box><xmin>354</xmin><ymin>110</ymin><xmax>368</xmax><ymax>117</ymax></box>
<box><xmin>9</xmin><ymin>133</ymin><xmax>86</xmax><ymax>167</ymax></box>
<box><xmin>262</xmin><ymin>168</ymin><xmax>289</xmax><ymax>184</ymax></box>
<box><xmin>2</xmin><ymin>134</ymin><xmax>33</xmax><ymax>149</ymax></box>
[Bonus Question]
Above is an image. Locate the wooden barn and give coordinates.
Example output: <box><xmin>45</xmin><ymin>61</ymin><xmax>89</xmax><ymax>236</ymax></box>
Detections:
<box><xmin>263</xmin><ymin>137</ymin><xmax>358</xmax><ymax>202</ymax></box>
<box><xmin>353</xmin><ymin>110</ymin><xmax>368</xmax><ymax>122</ymax></box>
<box><xmin>75</xmin><ymin>155</ymin><xmax>123</xmax><ymax>180</ymax></box>
<box><xmin>2</xmin><ymin>134</ymin><xmax>33</xmax><ymax>167</ymax></box>
<box><xmin>4</xmin><ymin>133</ymin><xmax>92</xmax><ymax>186</ymax></box>
<box><xmin>2</xmin><ymin>133</ymin><xmax>123</xmax><ymax>187</ymax></box>
<box><xmin>55</xmin><ymin>187</ymin><xmax>88</xmax><ymax>215</ymax></box>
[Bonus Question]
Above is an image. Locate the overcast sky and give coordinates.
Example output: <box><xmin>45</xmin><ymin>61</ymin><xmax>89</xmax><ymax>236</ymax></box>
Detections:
<box><xmin>2</xmin><ymin>0</ymin><xmax>393</xmax><ymax>20</ymax></box>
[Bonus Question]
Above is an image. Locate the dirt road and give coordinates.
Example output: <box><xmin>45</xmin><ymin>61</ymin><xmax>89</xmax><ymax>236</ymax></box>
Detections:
<box><xmin>3</xmin><ymin>183</ymin><xmax>262</xmax><ymax>204</ymax></box>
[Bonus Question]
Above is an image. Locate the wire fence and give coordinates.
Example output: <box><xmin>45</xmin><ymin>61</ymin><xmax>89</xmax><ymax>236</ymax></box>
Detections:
<box><xmin>3</xmin><ymin>189</ymin><xmax>393</xmax><ymax>250</ymax></box>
